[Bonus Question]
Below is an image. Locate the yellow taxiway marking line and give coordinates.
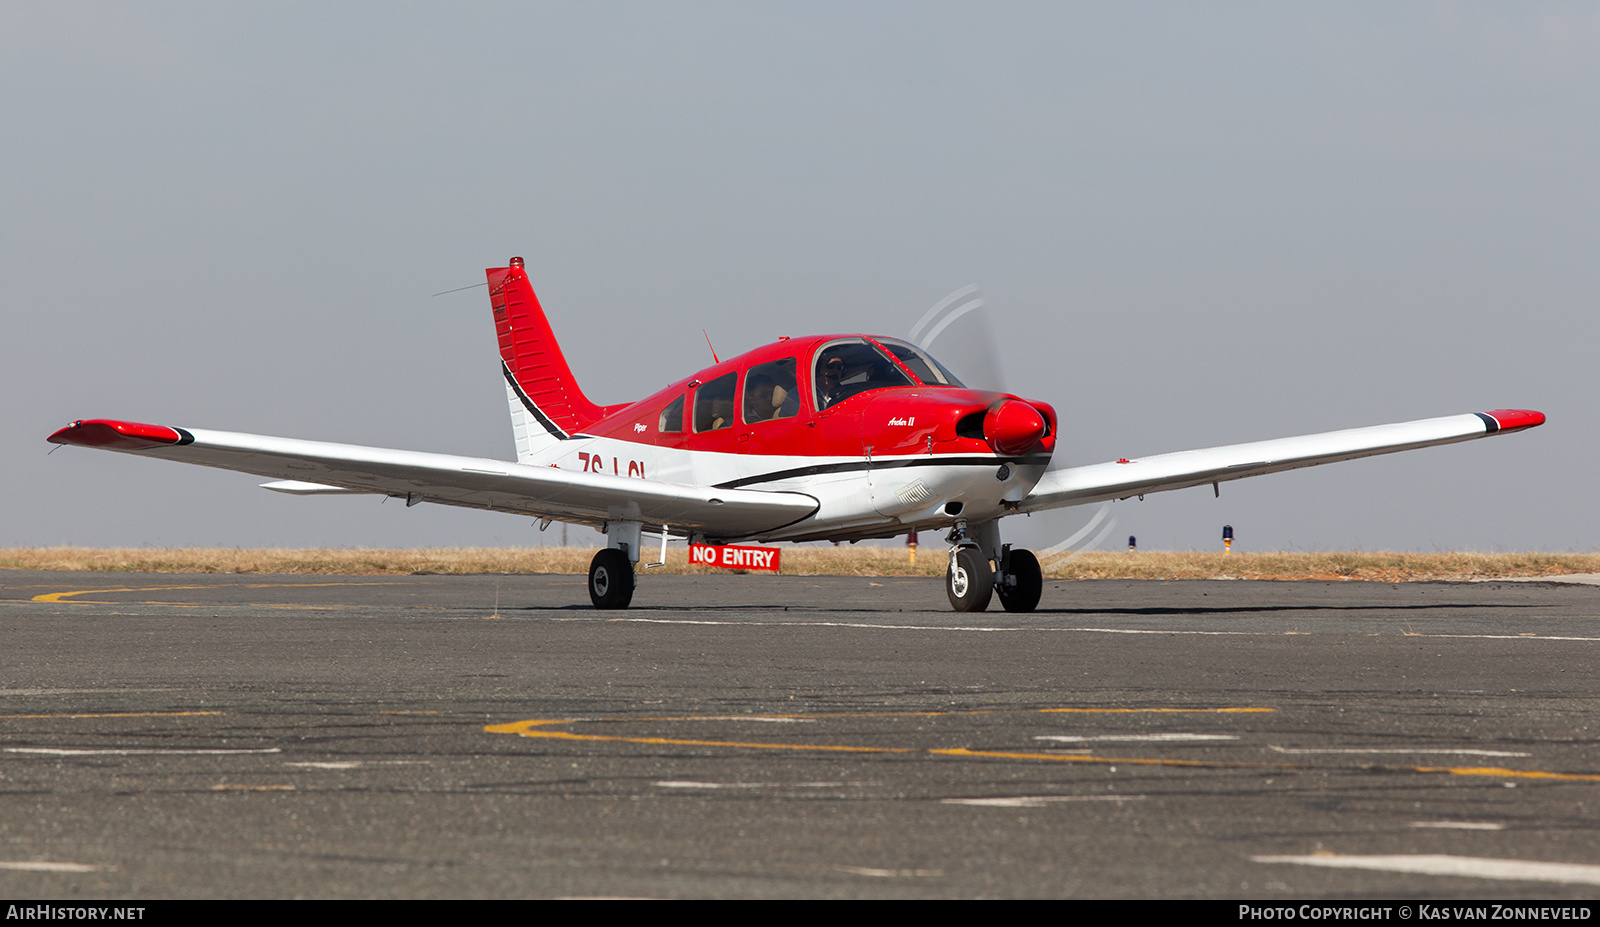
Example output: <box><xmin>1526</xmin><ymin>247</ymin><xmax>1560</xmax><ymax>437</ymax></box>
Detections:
<box><xmin>486</xmin><ymin>707</ymin><xmax>1272</xmax><ymax>758</ymax></box>
<box><xmin>487</xmin><ymin>707</ymin><xmax>1600</xmax><ymax>783</ymax></box>
<box><xmin>489</xmin><ymin>706</ymin><xmax>1272</xmax><ymax>731</ymax></box>
<box><xmin>31</xmin><ymin>582</ymin><xmax>402</xmax><ymax>604</ymax></box>
<box><xmin>1414</xmin><ymin>764</ymin><xmax>1600</xmax><ymax>783</ymax></box>
<box><xmin>27</xmin><ymin>600</ymin><xmax>347</xmax><ymax>609</ymax></box>
<box><xmin>33</xmin><ymin>585</ymin><xmax>211</xmax><ymax>602</ymax></box>
<box><xmin>49</xmin><ymin>601</ymin><xmax>344</xmax><ymax>609</ymax></box>
<box><xmin>0</xmin><ymin>711</ymin><xmax>225</xmax><ymax>720</ymax></box>
<box><xmin>1039</xmin><ymin>707</ymin><xmax>1272</xmax><ymax>714</ymax></box>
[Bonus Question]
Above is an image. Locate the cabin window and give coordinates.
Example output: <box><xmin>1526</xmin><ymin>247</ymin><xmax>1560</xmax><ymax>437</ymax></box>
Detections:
<box><xmin>743</xmin><ymin>358</ymin><xmax>799</xmax><ymax>424</ymax></box>
<box><xmin>693</xmin><ymin>372</ymin><xmax>737</xmax><ymax>432</ymax></box>
<box><xmin>658</xmin><ymin>394</ymin><xmax>685</xmax><ymax>433</ymax></box>
<box><xmin>812</xmin><ymin>339</ymin><xmax>914</xmax><ymax>410</ymax></box>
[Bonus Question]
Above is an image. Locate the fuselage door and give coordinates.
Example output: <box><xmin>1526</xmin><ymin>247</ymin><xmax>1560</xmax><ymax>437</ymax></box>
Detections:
<box><xmin>738</xmin><ymin>356</ymin><xmax>804</xmax><ymax>455</ymax></box>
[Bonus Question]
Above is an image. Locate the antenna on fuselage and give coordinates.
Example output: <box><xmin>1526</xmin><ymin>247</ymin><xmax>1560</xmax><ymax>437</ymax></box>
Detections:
<box><xmin>430</xmin><ymin>281</ymin><xmax>487</xmax><ymax>298</ymax></box>
<box><xmin>702</xmin><ymin>329</ymin><xmax>720</xmax><ymax>365</ymax></box>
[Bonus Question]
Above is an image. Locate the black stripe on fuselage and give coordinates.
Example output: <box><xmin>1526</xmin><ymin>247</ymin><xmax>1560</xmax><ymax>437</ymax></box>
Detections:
<box><xmin>503</xmin><ymin>361</ymin><xmax>572</xmax><ymax>441</ymax></box>
<box><xmin>712</xmin><ymin>454</ymin><xmax>1052</xmax><ymax>490</ymax></box>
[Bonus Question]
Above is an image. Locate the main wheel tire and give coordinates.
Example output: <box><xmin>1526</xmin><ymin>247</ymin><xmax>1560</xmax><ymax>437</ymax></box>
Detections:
<box><xmin>588</xmin><ymin>548</ymin><xmax>635</xmax><ymax>610</ymax></box>
<box><xmin>946</xmin><ymin>546</ymin><xmax>994</xmax><ymax>612</ymax></box>
<box><xmin>997</xmin><ymin>548</ymin><xmax>1043</xmax><ymax>613</ymax></box>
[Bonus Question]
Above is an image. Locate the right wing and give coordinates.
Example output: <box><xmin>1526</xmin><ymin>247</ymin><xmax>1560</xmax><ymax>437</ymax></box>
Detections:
<box><xmin>1018</xmin><ymin>409</ymin><xmax>1543</xmax><ymax>513</ymax></box>
<box><xmin>47</xmin><ymin>419</ymin><xmax>818</xmax><ymax>537</ymax></box>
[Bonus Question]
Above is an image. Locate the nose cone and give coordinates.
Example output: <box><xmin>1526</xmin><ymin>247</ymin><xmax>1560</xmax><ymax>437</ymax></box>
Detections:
<box><xmin>983</xmin><ymin>400</ymin><xmax>1047</xmax><ymax>456</ymax></box>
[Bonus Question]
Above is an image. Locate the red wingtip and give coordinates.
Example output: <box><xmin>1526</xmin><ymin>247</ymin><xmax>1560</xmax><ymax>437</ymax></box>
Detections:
<box><xmin>48</xmin><ymin>419</ymin><xmax>188</xmax><ymax>450</ymax></box>
<box><xmin>1482</xmin><ymin>409</ymin><xmax>1545</xmax><ymax>433</ymax></box>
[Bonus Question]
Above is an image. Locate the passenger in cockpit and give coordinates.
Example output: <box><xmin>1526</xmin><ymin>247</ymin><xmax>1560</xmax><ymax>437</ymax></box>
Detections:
<box><xmin>747</xmin><ymin>361</ymin><xmax>800</xmax><ymax>422</ymax></box>
<box><xmin>746</xmin><ymin>372</ymin><xmax>780</xmax><ymax>422</ymax></box>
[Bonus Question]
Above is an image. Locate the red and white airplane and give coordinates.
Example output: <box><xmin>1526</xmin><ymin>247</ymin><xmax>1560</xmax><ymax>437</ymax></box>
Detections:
<box><xmin>49</xmin><ymin>257</ymin><xmax>1544</xmax><ymax>611</ymax></box>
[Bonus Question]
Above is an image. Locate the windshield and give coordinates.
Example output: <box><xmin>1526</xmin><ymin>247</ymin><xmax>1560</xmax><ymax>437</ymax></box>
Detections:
<box><xmin>872</xmin><ymin>337</ymin><xmax>967</xmax><ymax>388</ymax></box>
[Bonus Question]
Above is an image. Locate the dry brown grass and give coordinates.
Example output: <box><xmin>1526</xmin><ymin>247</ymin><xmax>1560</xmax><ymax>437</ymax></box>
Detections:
<box><xmin>2</xmin><ymin>546</ymin><xmax>1597</xmax><ymax>581</ymax></box>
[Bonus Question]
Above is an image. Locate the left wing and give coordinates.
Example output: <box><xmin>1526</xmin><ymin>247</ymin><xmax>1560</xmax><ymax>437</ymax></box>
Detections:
<box><xmin>1019</xmin><ymin>409</ymin><xmax>1543</xmax><ymax>513</ymax></box>
<box><xmin>47</xmin><ymin>419</ymin><xmax>818</xmax><ymax>537</ymax></box>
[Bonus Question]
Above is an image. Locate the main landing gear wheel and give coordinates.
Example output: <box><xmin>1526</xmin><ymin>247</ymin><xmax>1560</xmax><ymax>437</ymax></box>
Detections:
<box><xmin>946</xmin><ymin>546</ymin><xmax>994</xmax><ymax>613</ymax></box>
<box><xmin>588</xmin><ymin>548</ymin><xmax>635</xmax><ymax>610</ymax></box>
<box><xmin>997</xmin><ymin>548</ymin><xmax>1043</xmax><ymax>613</ymax></box>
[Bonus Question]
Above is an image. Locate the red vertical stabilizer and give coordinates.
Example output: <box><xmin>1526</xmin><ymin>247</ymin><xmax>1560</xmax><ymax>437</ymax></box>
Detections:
<box><xmin>487</xmin><ymin>258</ymin><xmax>611</xmax><ymax>437</ymax></box>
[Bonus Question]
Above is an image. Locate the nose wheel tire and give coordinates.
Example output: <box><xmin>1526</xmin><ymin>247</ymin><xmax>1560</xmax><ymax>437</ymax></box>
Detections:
<box><xmin>997</xmin><ymin>548</ymin><xmax>1043</xmax><ymax>613</ymax></box>
<box><xmin>588</xmin><ymin>548</ymin><xmax>635</xmax><ymax>609</ymax></box>
<box><xmin>946</xmin><ymin>547</ymin><xmax>994</xmax><ymax>612</ymax></box>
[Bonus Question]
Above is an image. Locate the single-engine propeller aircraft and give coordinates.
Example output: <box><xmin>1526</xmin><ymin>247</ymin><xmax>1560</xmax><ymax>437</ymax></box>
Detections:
<box><xmin>49</xmin><ymin>258</ymin><xmax>1545</xmax><ymax>611</ymax></box>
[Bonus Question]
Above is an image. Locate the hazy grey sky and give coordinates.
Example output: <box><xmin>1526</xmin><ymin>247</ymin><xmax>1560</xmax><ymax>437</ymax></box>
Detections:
<box><xmin>4</xmin><ymin>2</ymin><xmax>1595</xmax><ymax>552</ymax></box>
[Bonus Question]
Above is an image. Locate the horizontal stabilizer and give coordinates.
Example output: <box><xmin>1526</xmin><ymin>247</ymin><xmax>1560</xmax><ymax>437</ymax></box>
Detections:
<box><xmin>260</xmin><ymin>480</ymin><xmax>369</xmax><ymax>495</ymax></box>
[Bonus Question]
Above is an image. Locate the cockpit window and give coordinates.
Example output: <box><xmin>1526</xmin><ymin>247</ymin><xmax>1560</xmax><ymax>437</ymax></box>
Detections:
<box><xmin>812</xmin><ymin>339</ymin><xmax>915</xmax><ymax>410</ymax></box>
<box><xmin>744</xmin><ymin>358</ymin><xmax>799</xmax><ymax>424</ymax></box>
<box><xmin>873</xmin><ymin>338</ymin><xmax>966</xmax><ymax>388</ymax></box>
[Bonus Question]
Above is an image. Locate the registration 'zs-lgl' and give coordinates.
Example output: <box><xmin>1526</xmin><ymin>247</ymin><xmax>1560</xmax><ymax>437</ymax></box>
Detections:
<box><xmin>49</xmin><ymin>257</ymin><xmax>1545</xmax><ymax>611</ymax></box>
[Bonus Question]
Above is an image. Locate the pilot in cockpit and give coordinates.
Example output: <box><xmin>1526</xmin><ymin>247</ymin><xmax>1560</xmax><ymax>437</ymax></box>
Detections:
<box><xmin>816</xmin><ymin>356</ymin><xmax>846</xmax><ymax>409</ymax></box>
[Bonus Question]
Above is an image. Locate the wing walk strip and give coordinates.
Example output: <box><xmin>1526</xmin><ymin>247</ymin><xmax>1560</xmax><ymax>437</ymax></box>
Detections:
<box><xmin>486</xmin><ymin>709</ymin><xmax>1600</xmax><ymax>783</ymax></box>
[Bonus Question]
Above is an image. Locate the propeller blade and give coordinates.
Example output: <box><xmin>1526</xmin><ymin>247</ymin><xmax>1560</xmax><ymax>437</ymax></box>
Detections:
<box><xmin>911</xmin><ymin>285</ymin><xmax>1006</xmax><ymax>393</ymax></box>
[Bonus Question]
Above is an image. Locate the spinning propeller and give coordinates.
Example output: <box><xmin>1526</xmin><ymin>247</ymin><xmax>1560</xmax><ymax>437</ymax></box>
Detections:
<box><xmin>912</xmin><ymin>285</ymin><xmax>1117</xmax><ymax>562</ymax></box>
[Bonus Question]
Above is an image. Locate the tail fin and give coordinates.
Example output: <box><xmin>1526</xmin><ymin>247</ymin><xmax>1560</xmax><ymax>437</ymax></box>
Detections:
<box><xmin>486</xmin><ymin>257</ymin><xmax>610</xmax><ymax>459</ymax></box>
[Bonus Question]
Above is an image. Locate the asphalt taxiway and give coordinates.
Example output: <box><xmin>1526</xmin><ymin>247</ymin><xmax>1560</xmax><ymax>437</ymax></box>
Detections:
<box><xmin>2</xmin><ymin>570</ymin><xmax>1599</xmax><ymax>898</ymax></box>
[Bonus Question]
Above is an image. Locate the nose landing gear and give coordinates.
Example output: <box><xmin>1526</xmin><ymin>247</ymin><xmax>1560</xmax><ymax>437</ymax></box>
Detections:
<box><xmin>944</xmin><ymin>521</ymin><xmax>1042</xmax><ymax>613</ymax></box>
<box><xmin>946</xmin><ymin>546</ymin><xmax>993</xmax><ymax>612</ymax></box>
